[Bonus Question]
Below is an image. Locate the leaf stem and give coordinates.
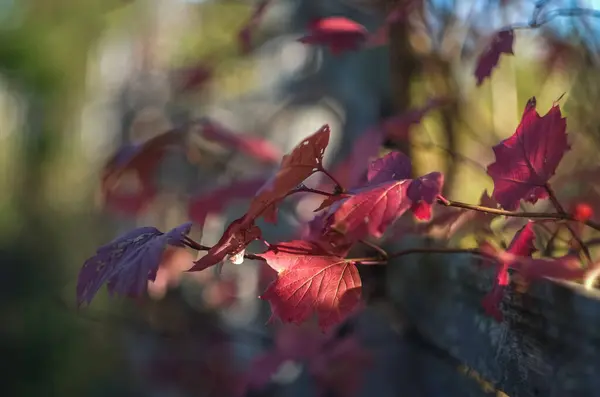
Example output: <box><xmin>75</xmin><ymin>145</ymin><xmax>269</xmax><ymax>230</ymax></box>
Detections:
<box><xmin>318</xmin><ymin>166</ymin><xmax>345</xmax><ymax>193</ymax></box>
<box><xmin>294</xmin><ymin>186</ymin><xmax>337</xmax><ymax>197</ymax></box>
<box><xmin>183</xmin><ymin>236</ymin><xmax>265</xmax><ymax>261</ymax></box>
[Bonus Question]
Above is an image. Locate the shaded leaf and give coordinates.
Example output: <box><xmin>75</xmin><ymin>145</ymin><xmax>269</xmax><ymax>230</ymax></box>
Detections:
<box><xmin>366</xmin><ymin>151</ymin><xmax>412</xmax><ymax>185</ymax></box>
<box><xmin>259</xmin><ymin>240</ymin><xmax>362</xmax><ymax>331</ymax></box>
<box><xmin>298</xmin><ymin>17</ymin><xmax>368</xmax><ymax>55</ymax></box>
<box><xmin>77</xmin><ymin>222</ymin><xmax>192</xmax><ymax>306</ymax></box>
<box><xmin>486</xmin><ymin>97</ymin><xmax>569</xmax><ymax>210</ymax></box>
<box><xmin>474</xmin><ymin>29</ymin><xmax>514</xmax><ymax>86</ymax></box>
<box><xmin>189</xmin><ymin>216</ymin><xmax>262</xmax><ymax>272</ymax></box>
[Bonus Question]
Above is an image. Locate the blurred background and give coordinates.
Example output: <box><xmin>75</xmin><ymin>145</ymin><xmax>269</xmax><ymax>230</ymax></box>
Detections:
<box><xmin>2</xmin><ymin>0</ymin><xmax>600</xmax><ymax>396</ymax></box>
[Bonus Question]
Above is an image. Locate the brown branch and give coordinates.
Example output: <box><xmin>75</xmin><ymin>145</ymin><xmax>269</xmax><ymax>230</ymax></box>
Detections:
<box><xmin>318</xmin><ymin>166</ymin><xmax>345</xmax><ymax>193</ymax></box>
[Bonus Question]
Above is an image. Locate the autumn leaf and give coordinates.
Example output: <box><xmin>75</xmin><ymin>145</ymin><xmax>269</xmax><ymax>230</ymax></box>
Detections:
<box><xmin>298</xmin><ymin>17</ymin><xmax>368</xmax><ymax>55</ymax></box>
<box><xmin>326</xmin><ymin>152</ymin><xmax>443</xmax><ymax>240</ymax></box>
<box><xmin>246</xmin><ymin>124</ymin><xmax>330</xmax><ymax>222</ymax></box>
<box><xmin>486</xmin><ymin>97</ymin><xmax>569</xmax><ymax>210</ymax></box>
<box><xmin>366</xmin><ymin>151</ymin><xmax>412</xmax><ymax>185</ymax></box>
<box><xmin>474</xmin><ymin>29</ymin><xmax>514</xmax><ymax>86</ymax></box>
<box><xmin>101</xmin><ymin>129</ymin><xmax>183</xmax><ymax>215</ymax></box>
<box><xmin>258</xmin><ymin>240</ymin><xmax>362</xmax><ymax>331</ymax></box>
<box><xmin>76</xmin><ymin>222</ymin><xmax>192</xmax><ymax>307</ymax></box>
<box><xmin>200</xmin><ymin>119</ymin><xmax>282</xmax><ymax>164</ymax></box>
<box><xmin>188</xmin><ymin>216</ymin><xmax>262</xmax><ymax>272</ymax></box>
<box><xmin>238</xmin><ymin>0</ymin><xmax>272</xmax><ymax>54</ymax></box>
<box><xmin>188</xmin><ymin>177</ymin><xmax>268</xmax><ymax>226</ymax></box>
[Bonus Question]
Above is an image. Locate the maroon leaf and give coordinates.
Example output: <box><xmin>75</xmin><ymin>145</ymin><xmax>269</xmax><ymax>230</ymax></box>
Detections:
<box><xmin>76</xmin><ymin>222</ymin><xmax>192</xmax><ymax>306</ymax></box>
<box><xmin>201</xmin><ymin>119</ymin><xmax>282</xmax><ymax>164</ymax></box>
<box><xmin>258</xmin><ymin>240</ymin><xmax>362</xmax><ymax>331</ymax></box>
<box><xmin>406</xmin><ymin>172</ymin><xmax>444</xmax><ymax>221</ymax></box>
<box><xmin>188</xmin><ymin>177</ymin><xmax>268</xmax><ymax>226</ymax></box>
<box><xmin>189</xmin><ymin>217</ymin><xmax>262</xmax><ymax>272</ymax></box>
<box><xmin>482</xmin><ymin>222</ymin><xmax>539</xmax><ymax>321</ymax></box>
<box><xmin>298</xmin><ymin>17</ymin><xmax>368</xmax><ymax>55</ymax></box>
<box><xmin>486</xmin><ymin>97</ymin><xmax>569</xmax><ymax>210</ymax></box>
<box><xmin>474</xmin><ymin>29</ymin><xmax>514</xmax><ymax>86</ymax></box>
<box><xmin>246</xmin><ymin>125</ymin><xmax>330</xmax><ymax>222</ymax></box>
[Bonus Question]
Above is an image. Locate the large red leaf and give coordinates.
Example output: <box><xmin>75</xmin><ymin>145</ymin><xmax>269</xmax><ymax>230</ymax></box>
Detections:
<box><xmin>486</xmin><ymin>97</ymin><xmax>569</xmax><ymax>210</ymax></box>
<box><xmin>188</xmin><ymin>216</ymin><xmax>262</xmax><ymax>272</ymax></box>
<box><xmin>200</xmin><ymin>119</ymin><xmax>282</xmax><ymax>164</ymax></box>
<box><xmin>474</xmin><ymin>29</ymin><xmax>514</xmax><ymax>86</ymax></box>
<box><xmin>298</xmin><ymin>17</ymin><xmax>368</xmax><ymax>55</ymax></box>
<box><xmin>258</xmin><ymin>240</ymin><xmax>362</xmax><ymax>331</ymax></box>
<box><xmin>76</xmin><ymin>222</ymin><xmax>192</xmax><ymax>306</ymax></box>
<box><xmin>246</xmin><ymin>124</ymin><xmax>330</xmax><ymax>222</ymax></box>
<box><xmin>188</xmin><ymin>177</ymin><xmax>268</xmax><ymax>226</ymax></box>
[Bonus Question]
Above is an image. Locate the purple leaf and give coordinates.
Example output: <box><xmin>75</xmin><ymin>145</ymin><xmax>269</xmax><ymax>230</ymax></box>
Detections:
<box><xmin>474</xmin><ymin>29</ymin><xmax>514</xmax><ymax>86</ymax></box>
<box><xmin>486</xmin><ymin>97</ymin><xmax>570</xmax><ymax>210</ymax></box>
<box><xmin>76</xmin><ymin>222</ymin><xmax>192</xmax><ymax>306</ymax></box>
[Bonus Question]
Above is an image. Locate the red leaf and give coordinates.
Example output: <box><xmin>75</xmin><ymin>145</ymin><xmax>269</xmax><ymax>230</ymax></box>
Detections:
<box><xmin>201</xmin><ymin>119</ymin><xmax>282</xmax><ymax>164</ymax></box>
<box><xmin>298</xmin><ymin>17</ymin><xmax>368</xmax><ymax>55</ymax></box>
<box><xmin>101</xmin><ymin>130</ymin><xmax>182</xmax><ymax>215</ymax></box>
<box><xmin>327</xmin><ymin>179</ymin><xmax>413</xmax><ymax>241</ymax></box>
<box><xmin>188</xmin><ymin>177</ymin><xmax>268</xmax><ymax>226</ymax></box>
<box><xmin>238</xmin><ymin>0</ymin><xmax>272</xmax><ymax>54</ymax></box>
<box><xmin>76</xmin><ymin>222</ymin><xmax>192</xmax><ymax>306</ymax></box>
<box><xmin>258</xmin><ymin>240</ymin><xmax>362</xmax><ymax>331</ymax></box>
<box><xmin>313</xmin><ymin>194</ymin><xmax>350</xmax><ymax>212</ymax></box>
<box><xmin>246</xmin><ymin>125</ymin><xmax>330</xmax><ymax>222</ymax></box>
<box><xmin>486</xmin><ymin>97</ymin><xmax>569</xmax><ymax>210</ymax></box>
<box><xmin>309</xmin><ymin>336</ymin><xmax>372</xmax><ymax>397</ymax></box>
<box><xmin>189</xmin><ymin>216</ymin><xmax>262</xmax><ymax>272</ymax></box>
<box><xmin>474</xmin><ymin>29</ymin><xmax>514</xmax><ymax>86</ymax></box>
<box><xmin>366</xmin><ymin>151</ymin><xmax>412</xmax><ymax>185</ymax></box>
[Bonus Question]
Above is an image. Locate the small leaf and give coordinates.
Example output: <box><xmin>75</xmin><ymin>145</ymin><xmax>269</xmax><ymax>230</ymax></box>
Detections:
<box><xmin>259</xmin><ymin>240</ymin><xmax>362</xmax><ymax>331</ymax></box>
<box><xmin>474</xmin><ymin>29</ymin><xmax>514</xmax><ymax>86</ymax></box>
<box><xmin>189</xmin><ymin>217</ymin><xmax>262</xmax><ymax>272</ymax></box>
<box><xmin>77</xmin><ymin>222</ymin><xmax>192</xmax><ymax>306</ymax></box>
<box><xmin>201</xmin><ymin>119</ymin><xmax>282</xmax><ymax>164</ymax></box>
<box><xmin>366</xmin><ymin>151</ymin><xmax>412</xmax><ymax>185</ymax></box>
<box><xmin>246</xmin><ymin>125</ymin><xmax>330</xmax><ymax>222</ymax></box>
<box><xmin>487</xmin><ymin>97</ymin><xmax>570</xmax><ymax>210</ymax></box>
<box><xmin>298</xmin><ymin>17</ymin><xmax>368</xmax><ymax>55</ymax></box>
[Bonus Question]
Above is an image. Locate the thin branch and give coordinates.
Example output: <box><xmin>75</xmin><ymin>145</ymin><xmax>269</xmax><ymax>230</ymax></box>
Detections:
<box><xmin>437</xmin><ymin>197</ymin><xmax>600</xmax><ymax>232</ymax></box>
<box><xmin>318</xmin><ymin>166</ymin><xmax>345</xmax><ymax>193</ymax></box>
<box><xmin>294</xmin><ymin>186</ymin><xmax>337</xmax><ymax>197</ymax></box>
<box><xmin>358</xmin><ymin>239</ymin><xmax>389</xmax><ymax>259</ymax></box>
<box><xmin>544</xmin><ymin>184</ymin><xmax>592</xmax><ymax>264</ymax></box>
<box><xmin>387</xmin><ymin>247</ymin><xmax>498</xmax><ymax>262</ymax></box>
<box><xmin>183</xmin><ymin>236</ymin><xmax>265</xmax><ymax>261</ymax></box>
